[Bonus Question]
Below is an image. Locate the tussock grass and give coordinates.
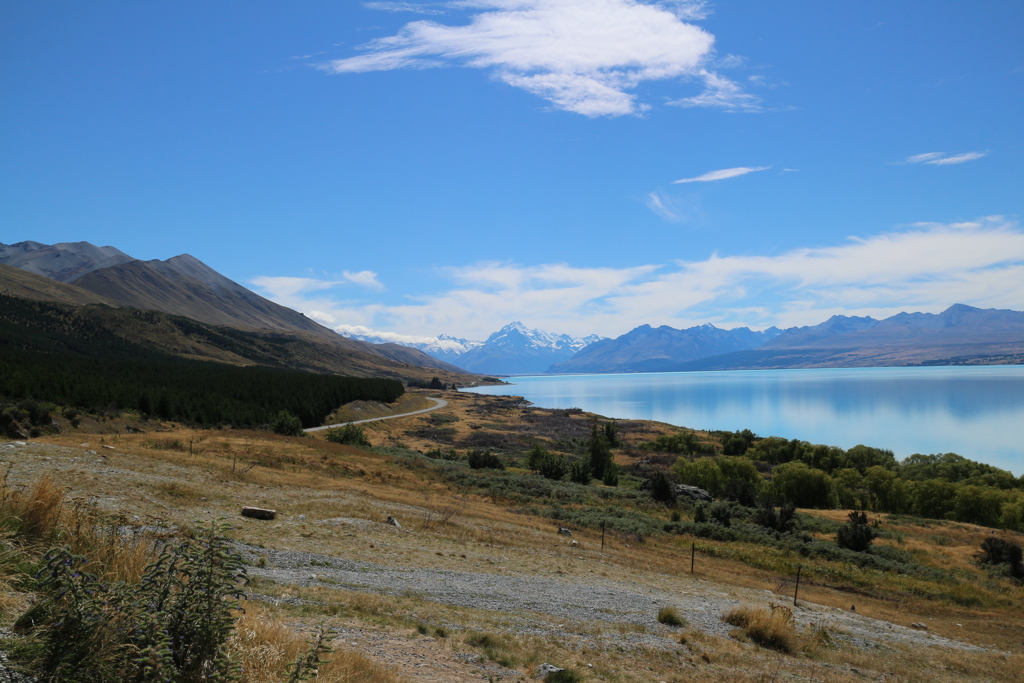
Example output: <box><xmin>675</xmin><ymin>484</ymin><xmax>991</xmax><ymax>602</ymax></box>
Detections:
<box><xmin>722</xmin><ymin>604</ymin><xmax>797</xmax><ymax>653</ymax></box>
<box><xmin>656</xmin><ymin>606</ymin><xmax>686</xmax><ymax>627</ymax></box>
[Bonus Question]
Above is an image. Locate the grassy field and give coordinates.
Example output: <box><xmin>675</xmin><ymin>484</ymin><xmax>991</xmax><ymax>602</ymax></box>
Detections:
<box><xmin>1</xmin><ymin>388</ymin><xmax>1022</xmax><ymax>682</ymax></box>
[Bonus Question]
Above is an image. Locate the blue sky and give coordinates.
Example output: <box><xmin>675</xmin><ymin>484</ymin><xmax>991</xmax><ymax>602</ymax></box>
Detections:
<box><xmin>2</xmin><ymin>1</ymin><xmax>1022</xmax><ymax>341</ymax></box>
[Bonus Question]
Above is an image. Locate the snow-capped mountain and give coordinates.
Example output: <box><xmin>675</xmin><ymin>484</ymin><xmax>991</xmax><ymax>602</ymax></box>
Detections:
<box><xmin>455</xmin><ymin>322</ymin><xmax>603</xmax><ymax>375</ymax></box>
<box><xmin>336</xmin><ymin>322</ymin><xmax>603</xmax><ymax>375</ymax></box>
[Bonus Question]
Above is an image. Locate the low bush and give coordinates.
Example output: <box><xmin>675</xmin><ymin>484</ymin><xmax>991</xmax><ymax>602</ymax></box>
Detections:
<box><xmin>657</xmin><ymin>606</ymin><xmax>687</xmax><ymax>627</ymax></box>
<box><xmin>977</xmin><ymin>536</ymin><xmax>1024</xmax><ymax>579</ymax></box>
<box><xmin>271</xmin><ymin>410</ymin><xmax>304</xmax><ymax>437</ymax></box>
<box><xmin>722</xmin><ymin>604</ymin><xmax>796</xmax><ymax>652</ymax></box>
<box><xmin>467</xmin><ymin>449</ymin><xmax>504</xmax><ymax>470</ymax></box>
<box><xmin>325</xmin><ymin>423</ymin><xmax>371</xmax><ymax>446</ymax></box>
<box><xmin>836</xmin><ymin>511</ymin><xmax>875</xmax><ymax>552</ymax></box>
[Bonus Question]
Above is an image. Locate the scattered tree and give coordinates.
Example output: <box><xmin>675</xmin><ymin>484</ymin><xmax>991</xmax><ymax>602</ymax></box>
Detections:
<box><xmin>836</xmin><ymin>511</ymin><xmax>875</xmax><ymax>552</ymax></box>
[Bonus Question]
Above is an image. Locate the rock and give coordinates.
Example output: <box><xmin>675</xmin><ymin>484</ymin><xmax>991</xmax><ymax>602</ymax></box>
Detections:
<box><xmin>102</xmin><ymin>445</ymin><xmax>115</xmax><ymax>450</ymax></box>
<box><xmin>558</xmin><ymin>527</ymin><xmax>572</xmax><ymax>536</ymax></box>
<box><xmin>85</xmin><ymin>450</ymin><xmax>97</xmax><ymax>455</ymax></box>
<box><xmin>910</xmin><ymin>622</ymin><xmax>928</xmax><ymax>630</ymax></box>
<box><xmin>241</xmin><ymin>506</ymin><xmax>277</xmax><ymax>520</ymax></box>
<box><xmin>386</xmin><ymin>515</ymin><xmax>401</xmax><ymax>528</ymax></box>
<box><xmin>673</xmin><ymin>484</ymin><xmax>713</xmax><ymax>502</ymax></box>
<box><xmin>571</xmin><ymin>540</ymin><xmax>579</xmax><ymax>547</ymax></box>
<box><xmin>535</xmin><ymin>663</ymin><xmax>564</xmax><ymax>679</ymax></box>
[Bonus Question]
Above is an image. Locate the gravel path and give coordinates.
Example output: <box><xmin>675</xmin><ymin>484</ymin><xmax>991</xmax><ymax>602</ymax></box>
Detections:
<box><xmin>305</xmin><ymin>397</ymin><xmax>447</xmax><ymax>432</ymax></box>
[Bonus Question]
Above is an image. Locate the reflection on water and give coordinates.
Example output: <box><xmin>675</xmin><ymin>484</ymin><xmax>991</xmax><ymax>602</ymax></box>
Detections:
<box><xmin>462</xmin><ymin>366</ymin><xmax>1024</xmax><ymax>475</ymax></box>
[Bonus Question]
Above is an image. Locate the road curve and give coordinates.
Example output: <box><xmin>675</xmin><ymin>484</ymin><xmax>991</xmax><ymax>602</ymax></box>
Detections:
<box><xmin>305</xmin><ymin>397</ymin><xmax>448</xmax><ymax>433</ymax></box>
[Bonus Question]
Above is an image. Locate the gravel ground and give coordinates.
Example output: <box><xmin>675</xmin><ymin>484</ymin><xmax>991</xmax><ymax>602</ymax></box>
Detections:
<box><xmin>235</xmin><ymin>540</ymin><xmax>984</xmax><ymax>653</ymax></box>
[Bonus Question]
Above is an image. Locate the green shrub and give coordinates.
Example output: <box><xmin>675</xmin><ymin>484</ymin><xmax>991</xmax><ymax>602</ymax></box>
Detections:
<box><xmin>601</xmin><ymin>463</ymin><xmax>619</xmax><ymax>487</ymax></box>
<box><xmin>977</xmin><ymin>536</ymin><xmax>1023</xmax><ymax>579</ymax></box>
<box><xmin>271</xmin><ymin>410</ymin><xmax>304</xmax><ymax>437</ymax></box>
<box><xmin>325</xmin><ymin>423</ymin><xmax>371</xmax><ymax>446</ymax></box>
<box><xmin>649</xmin><ymin>472</ymin><xmax>677</xmax><ymax>504</ymax></box>
<box><xmin>12</xmin><ymin>522</ymin><xmax>248</xmax><ymax>682</ymax></box>
<box><xmin>545</xmin><ymin>669</ymin><xmax>582</xmax><ymax>683</ymax></box>
<box><xmin>836</xmin><ymin>510</ymin><xmax>875</xmax><ymax>552</ymax></box>
<box><xmin>467</xmin><ymin>449</ymin><xmax>504</xmax><ymax>470</ymax></box>
<box><xmin>528</xmin><ymin>445</ymin><xmax>569</xmax><ymax>481</ymax></box>
<box><xmin>569</xmin><ymin>459</ymin><xmax>591</xmax><ymax>485</ymax></box>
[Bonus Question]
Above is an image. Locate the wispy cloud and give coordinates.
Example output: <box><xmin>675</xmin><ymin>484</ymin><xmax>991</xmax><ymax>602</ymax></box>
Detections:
<box><xmin>250</xmin><ymin>270</ymin><xmax>384</xmax><ymax>298</ymax></box>
<box><xmin>900</xmin><ymin>151</ymin><xmax>988</xmax><ymax>166</ymax></box>
<box><xmin>673</xmin><ymin>165</ymin><xmax>770</xmax><ymax>184</ymax></box>
<box><xmin>362</xmin><ymin>2</ymin><xmax>445</xmax><ymax>14</ymax></box>
<box><xmin>324</xmin><ymin>0</ymin><xmax>758</xmax><ymax>117</ymax></box>
<box><xmin>252</xmin><ymin>217</ymin><xmax>1024</xmax><ymax>339</ymax></box>
<box><xmin>645</xmin><ymin>191</ymin><xmax>679</xmax><ymax>220</ymax></box>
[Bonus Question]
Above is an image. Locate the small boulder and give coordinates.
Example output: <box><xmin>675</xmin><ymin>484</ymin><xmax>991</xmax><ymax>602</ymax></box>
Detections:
<box><xmin>535</xmin><ymin>663</ymin><xmax>564</xmax><ymax>679</ymax></box>
<box><xmin>386</xmin><ymin>515</ymin><xmax>401</xmax><ymax>529</ymax></box>
<box><xmin>241</xmin><ymin>506</ymin><xmax>277</xmax><ymax>520</ymax></box>
<box><xmin>558</xmin><ymin>527</ymin><xmax>572</xmax><ymax>536</ymax></box>
<box><xmin>673</xmin><ymin>484</ymin><xmax>713</xmax><ymax>502</ymax></box>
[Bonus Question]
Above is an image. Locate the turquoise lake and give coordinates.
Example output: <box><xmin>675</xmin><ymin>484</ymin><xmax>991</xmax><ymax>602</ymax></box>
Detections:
<box><xmin>462</xmin><ymin>366</ymin><xmax>1024</xmax><ymax>476</ymax></box>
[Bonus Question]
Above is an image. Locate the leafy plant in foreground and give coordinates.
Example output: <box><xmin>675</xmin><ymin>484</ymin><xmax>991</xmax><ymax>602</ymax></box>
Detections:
<box><xmin>13</xmin><ymin>522</ymin><xmax>248</xmax><ymax>682</ymax></box>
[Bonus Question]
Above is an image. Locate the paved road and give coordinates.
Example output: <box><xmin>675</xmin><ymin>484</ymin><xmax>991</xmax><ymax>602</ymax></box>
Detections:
<box><xmin>304</xmin><ymin>397</ymin><xmax>447</xmax><ymax>433</ymax></box>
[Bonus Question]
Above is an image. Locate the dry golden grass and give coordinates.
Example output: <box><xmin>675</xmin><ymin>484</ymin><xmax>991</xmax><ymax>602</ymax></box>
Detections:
<box><xmin>9</xmin><ymin>394</ymin><xmax>1024</xmax><ymax>682</ymax></box>
<box><xmin>229</xmin><ymin>604</ymin><xmax>400</xmax><ymax>683</ymax></box>
<box><xmin>722</xmin><ymin>604</ymin><xmax>797</xmax><ymax>652</ymax></box>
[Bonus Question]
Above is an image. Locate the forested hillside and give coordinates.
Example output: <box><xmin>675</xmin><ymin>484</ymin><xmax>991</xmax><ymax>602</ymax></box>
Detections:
<box><xmin>0</xmin><ymin>294</ymin><xmax>403</xmax><ymax>430</ymax></box>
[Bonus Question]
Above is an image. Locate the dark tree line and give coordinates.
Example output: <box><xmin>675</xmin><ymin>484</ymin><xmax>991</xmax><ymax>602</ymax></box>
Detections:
<box><xmin>0</xmin><ymin>348</ymin><xmax>403</xmax><ymax>429</ymax></box>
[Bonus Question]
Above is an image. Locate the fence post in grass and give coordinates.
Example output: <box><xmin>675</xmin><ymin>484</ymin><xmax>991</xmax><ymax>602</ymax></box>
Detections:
<box><xmin>691</xmin><ymin>542</ymin><xmax>695</xmax><ymax>574</ymax></box>
<box><xmin>794</xmin><ymin>565</ymin><xmax>802</xmax><ymax>607</ymax></box>
<box><xmin>601</xmin><ymin>522</ymin><xmax>606</xmax><ymax>551</ymax></box>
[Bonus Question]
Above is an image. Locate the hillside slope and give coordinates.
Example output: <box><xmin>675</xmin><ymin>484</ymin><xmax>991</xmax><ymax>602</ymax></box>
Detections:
<box><xmin>1</xmin><ymin>242</ymin><xmax>465</xmax><ymax>375</ymax></box>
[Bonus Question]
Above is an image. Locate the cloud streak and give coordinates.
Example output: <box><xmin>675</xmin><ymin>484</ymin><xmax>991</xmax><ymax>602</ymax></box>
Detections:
<box><xmin>673</xmin><ymin>165</ymin><xmax>770</xmax><ymax>184</ymax></box>
<box><xmin>326</xmin><ymin>0</ymin><xmax>758</xmax><ymax>116</ymax></box>
<box><xmin>901</xmin><ymin>151</ymin><xmax>988</xmax><ymax>166</ymax></box>
<box><xmin>252</xmin><ymin>218</ymin><xmax>1024</xmax><ymax>339</ymax></box>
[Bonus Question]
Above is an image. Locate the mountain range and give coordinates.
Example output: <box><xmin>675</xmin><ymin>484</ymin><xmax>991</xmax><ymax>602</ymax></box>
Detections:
<box><xmin>570</xmin><ymin>306</ymin><xmax>1024</xmax><ymax>374</ymax></box>
<box><xmin>0</xmin><ymin>241</ymin><xmax>466</xmax><ymax>380</ymax></box>
<box><xmin>347</xmin><ymin>322</ymin><xmax>603</xmax><ymax>375</ymax></box>
<box><xmin>4</xmin><ymin>240</ymin><xmax>1022</xmax><ymax>378</ymax></box>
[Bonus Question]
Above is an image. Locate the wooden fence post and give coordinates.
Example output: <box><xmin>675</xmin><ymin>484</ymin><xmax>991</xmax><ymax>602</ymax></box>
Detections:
<box><xmin>794</xmin><ymin>565</ymin><xmax>802</xmax><ymax>606</ymax></box>
<box><xmin>601</xmin><ymin>522</ymin><xmax>606</xmax><ymax>551</ymax></box>
<box><xmin>691</xmin><ymin>542</ymin><xmax>695</xmax><ymax>574</ymax></box>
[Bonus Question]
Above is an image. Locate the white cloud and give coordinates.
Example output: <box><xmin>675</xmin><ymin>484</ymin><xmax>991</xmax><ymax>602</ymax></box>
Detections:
<box><xmin>325</xmin><ymin>0</ymin><xmax>758</xmax><ymax>117</ymax></box>
<box><xmin>673</xmin><ymin>165</ymin><xmax>770</xmax><ymax>184</ymax></box>
<box><xmin>645</xmin><ymin>191</ymin><xmax>679</xmax><ymax>220</ymax></box>
<box><xmin>249</xmin><ymin>271</ymin><xmax>383</xmax><ymax>299</ymax></box>
<box><xmin>926</xmin><ymin>151</ymin><xmax>988</xmax><ymax>166</ymax></box>
<box><xmin>253</xmin><ymin>218</ymin><xmax>1024</xmax><ymax>339</ymax></box>
<box><xmin>363</xmin><ymin>2</ymin><xmax>446</xmax><ymax>13</ymax></box>
<box><xmin>901</xmin><ymin>151</ymin><xmax>988</xmax><ymax>165</ymax></box>
<box><xmin>342</xmin><ymin>270</ymin><xmax>385</xmax><ymax>290</ymax></box>
<box><xmin>668</xmin><ymin>69</ymin><xmax>762</xmax><ymax>111</ymax></box>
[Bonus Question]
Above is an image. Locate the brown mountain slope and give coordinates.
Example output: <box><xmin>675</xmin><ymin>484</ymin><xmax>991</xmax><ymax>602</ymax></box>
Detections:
<box><xmin>2</xmin><ymin>240</ymin><xmax>465</xmax><ymax>374</ymax></box>
<box><xmin>72</xmin><ymin>258</ymin><xmax>342</xmax><ymax>340</ymax></box>
<box><xmin>0</xmin><ymin>263</ymin><xmax>121</xmax><ymax>307</ymax></box>
<box><xmin>0</xmin><ymin>261</ymin><xmax>467</xmax><ymax>380</ymax></box>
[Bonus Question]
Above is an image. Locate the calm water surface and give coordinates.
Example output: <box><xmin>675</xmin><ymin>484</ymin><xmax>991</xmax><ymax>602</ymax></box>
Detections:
<box><xmin>462</xmin><ymin>366</ymin><xmax>1024</xmax><ymax>475</ymax></box>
